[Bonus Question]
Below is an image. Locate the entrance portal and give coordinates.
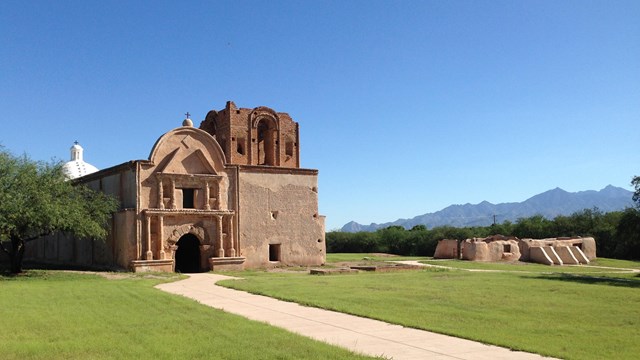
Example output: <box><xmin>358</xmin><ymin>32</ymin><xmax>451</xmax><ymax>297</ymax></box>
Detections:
<box><xmin>175</xmin><ymin>234</ymin><xmax>201</xmax><ymax>273</ymax></box>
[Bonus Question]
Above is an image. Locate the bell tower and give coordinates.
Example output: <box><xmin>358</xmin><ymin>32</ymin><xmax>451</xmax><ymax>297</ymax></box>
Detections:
<box><xmin>199</xmin><ymin>101</ymin><xmax>300</xmax><ymax>168</ymax></box>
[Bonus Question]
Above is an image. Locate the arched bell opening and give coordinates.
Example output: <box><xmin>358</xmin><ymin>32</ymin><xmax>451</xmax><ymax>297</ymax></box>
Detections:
<box><xmin>174</xmin><ymin>233</ymin><xmax>202</xmax><ymax>273</ymax></box>
<box><xmin>256</xmin><ymin>119</ymin><xmax>277</xmax><ymax>166</ymax></box>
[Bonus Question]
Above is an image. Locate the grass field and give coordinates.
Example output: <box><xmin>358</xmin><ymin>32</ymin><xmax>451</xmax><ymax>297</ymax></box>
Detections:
<box><xmin>325</xmin><ymin>253</ymin><xmax>428</xmax><ymax>263</ymax></box>
<box><xmin>0</xmin><ymin>270</ymin><xmax>375</xmax><ymax>360</ymax></box>
<box><xmin>420</xmin><ymin>258</ymin><xmax>640</xmax><ymax>274</ymax></box>
<box><xmin>220</xmin><ymin>257</ymin><xmax>640</xmax><ymax>360</ymax></box>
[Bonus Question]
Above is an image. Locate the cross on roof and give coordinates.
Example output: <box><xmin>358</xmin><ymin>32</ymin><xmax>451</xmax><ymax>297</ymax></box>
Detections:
<box><xmin>185</xmin><ymin>112</ymin><xmax>191</xmax><ymax>119</ymax></box>
<box><xmin>74</xmin><ymin>140</ymin><xmax>79</xmax><ymax>145</ymax></box>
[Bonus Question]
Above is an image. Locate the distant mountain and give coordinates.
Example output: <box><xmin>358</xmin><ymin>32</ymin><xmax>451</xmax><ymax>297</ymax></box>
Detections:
<box><xmin>340</xmin><ymin>185</ymin><xmax>634</xmax><ymax>232</ymax></box>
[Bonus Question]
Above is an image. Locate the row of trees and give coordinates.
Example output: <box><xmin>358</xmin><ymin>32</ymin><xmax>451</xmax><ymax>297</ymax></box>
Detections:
<box><xmin>328</xmin><ymin>177</ymin><xmax>640</xmax><ymax>260</ymax></box>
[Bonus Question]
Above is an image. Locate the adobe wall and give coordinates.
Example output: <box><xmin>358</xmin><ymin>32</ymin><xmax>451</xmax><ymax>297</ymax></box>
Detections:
<box><xmin>83</xmin><ymin>164</ymin><xmax>138</xmax><ymax>210</ymax></box>
<box><xmin>462</xmin><ymin>239</ymin><xmax>520</xmax><ymax>262</ymax></box>
<box><xmin>434</xmin><ymin>239</ymin><xmax>459</xmax><ymax>259</ymax></box>
<box><xmin>518</xmin><ymin>237</ymin><xmax>596</xmax><ymax>261</ymax></box>
<box><xmin>22</xmin><ymin>208</ymin><xmax>137</xmax><ymax>271</ymax></box>
<box><xmin>23</xmin><ymin>162</ymin><xmax>139</xmax><ymax>270</ymax></box>
<box><xmin>238</xmin><ymin>169</ymin><xmax>325</xmax><ymax>268</ymax></box>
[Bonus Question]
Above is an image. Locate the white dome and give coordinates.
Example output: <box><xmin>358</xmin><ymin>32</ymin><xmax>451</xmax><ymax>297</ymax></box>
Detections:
<box><xmin>62</xmin><ymin>142</ymin><xmax>99</xmax><ymax>180</ymax></box>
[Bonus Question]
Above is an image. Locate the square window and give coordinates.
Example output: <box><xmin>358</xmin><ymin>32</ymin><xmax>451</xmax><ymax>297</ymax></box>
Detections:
<box><xmin>182</xmin><ymin>188</ymin><xmax>195</xmax><ymax>209</ymax></box>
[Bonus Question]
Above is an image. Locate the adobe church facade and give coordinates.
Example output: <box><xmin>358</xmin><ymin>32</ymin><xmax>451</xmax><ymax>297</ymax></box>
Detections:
<box><xmin>25</xmin><ymin>102</ymin><xmax>326</xmax><ymax>272</ymax></box>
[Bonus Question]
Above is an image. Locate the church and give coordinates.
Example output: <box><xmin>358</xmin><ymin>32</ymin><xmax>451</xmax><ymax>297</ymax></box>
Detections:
<box><xmin>25</xmin><ymin>102</ymin><xmax>326</xmax><ymax>272</ymax></box>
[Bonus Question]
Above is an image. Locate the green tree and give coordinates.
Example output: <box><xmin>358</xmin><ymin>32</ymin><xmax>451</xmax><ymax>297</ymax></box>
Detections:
<box><xmin>632</xmin><ymin>175</ymin><xmax>640</xmax><ymax>208</ymax></box>
<box><xmin>512</xmin><ymin>215</ymin><xmax>553</xmax><ymax>239</ymax></box>
<box><xmin>0</xmin><ymin>148</ymin><xmax>118</xmax><ymax>273</ymax></box>
<box><xmin>614</xmin><ymin>208</ymin><xmax>640</xmax><ymax>260</ymax></box>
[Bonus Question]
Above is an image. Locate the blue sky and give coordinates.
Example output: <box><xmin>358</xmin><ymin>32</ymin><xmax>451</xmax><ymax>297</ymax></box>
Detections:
<box><xmin>2</xmin><ymin>1</ymin><xmax>639</xmax><ymax>230</ymax></box>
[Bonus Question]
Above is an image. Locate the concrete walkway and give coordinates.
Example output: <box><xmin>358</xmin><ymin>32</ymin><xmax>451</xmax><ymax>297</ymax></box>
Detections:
<box><xmin>156</xmin><ymin>273</ymin><xmax>557</xmax><ymax>360</ymax></box>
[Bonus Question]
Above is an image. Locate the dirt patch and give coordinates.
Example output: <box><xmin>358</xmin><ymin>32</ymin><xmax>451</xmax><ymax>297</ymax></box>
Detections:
<box><xmin>60</xmin><ymin>270</ymin><xmax>182</xmax><ymax>280</ymax></box>
<box><xmin>368</xmin><ymin>253</ymin><xmax>400</xmax><ymax>257</ymax></box>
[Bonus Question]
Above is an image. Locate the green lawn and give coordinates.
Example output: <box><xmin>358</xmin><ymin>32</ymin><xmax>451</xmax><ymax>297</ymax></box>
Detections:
<box><xmin>421</xmin><ymin>258</ymin><xmax>640</xmax><ymax>274</ymax></box>
<box><xmin>0</xmin><ymin>270</ymin><xmax>374</xmax><ymax>360</ymax></box>
<box><xmin>325</xmin><ymin>253</ymin><xmax>429</xmax><ymax>263</ymax></box>
<box><xmin>220</xmin><ymin>259</ymin><xmax>640</xmax><ymax>360</ymax></box>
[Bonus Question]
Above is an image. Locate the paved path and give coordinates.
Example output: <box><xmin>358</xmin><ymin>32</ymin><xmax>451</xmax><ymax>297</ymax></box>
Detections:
<box><xmin>156</xmin><ymin>273</ymin><xmax>556</xmax><ymax>360</ymax></box>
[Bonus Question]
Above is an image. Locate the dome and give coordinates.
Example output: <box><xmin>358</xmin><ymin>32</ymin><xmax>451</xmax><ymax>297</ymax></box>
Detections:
<box><xmin>62</xmin><ymin>142</ymin><xmax>99</xmax><ymax>180</ymax></box>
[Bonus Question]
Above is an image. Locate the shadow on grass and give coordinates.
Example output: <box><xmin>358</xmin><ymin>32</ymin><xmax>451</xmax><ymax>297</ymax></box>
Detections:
<box><xmin>529</xmin><ymin>273</ymin><xmax>640</xmax><ymax>289</ymax></box>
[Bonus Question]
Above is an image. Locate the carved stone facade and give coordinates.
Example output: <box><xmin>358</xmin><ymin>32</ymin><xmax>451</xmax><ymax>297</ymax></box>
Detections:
<box><xmin>25</xmin><ymin>102</ymin><xmax>326</xmax><ymax>272</ymax></box>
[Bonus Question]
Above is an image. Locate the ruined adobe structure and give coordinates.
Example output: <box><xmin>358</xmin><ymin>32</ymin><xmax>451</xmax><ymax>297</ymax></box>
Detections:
<box><xmin>25</xmin><ymin>101</ymin><xmax>326</xmax><ymax>272</ymax></box>
<box><xmin>434</xmin><ymin>235</ymin><xmax>596</xmax><ymax>265</ymax></box>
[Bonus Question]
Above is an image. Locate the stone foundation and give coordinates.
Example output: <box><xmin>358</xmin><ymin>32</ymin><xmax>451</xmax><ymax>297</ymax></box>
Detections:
<box><xmin>208</xmin><ymin>257</ymin><xmax>245</xmax><ymax>271</ymax></box>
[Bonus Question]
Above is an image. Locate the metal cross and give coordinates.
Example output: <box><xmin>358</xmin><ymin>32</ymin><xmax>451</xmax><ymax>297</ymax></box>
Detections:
<box><xmin>74</xmin><ymin>140</ymin><xmax>79</xmax><ymax>145</ymax></box>
<box><xmin>185</xmin><ymin>112</ymin><xmax>191</xmax><ymax>119</ymax></box>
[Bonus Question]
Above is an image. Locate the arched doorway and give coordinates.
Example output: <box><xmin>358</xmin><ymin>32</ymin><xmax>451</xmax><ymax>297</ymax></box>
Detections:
<box><xmin>175</xmin><ymin>233</ymin><xmax>201</xmax><ymax>273</ymax></box>
<box><xmin>257</xmin><ymin>119</ymin><xmax>276</xmax><ymax>166</ymax></box>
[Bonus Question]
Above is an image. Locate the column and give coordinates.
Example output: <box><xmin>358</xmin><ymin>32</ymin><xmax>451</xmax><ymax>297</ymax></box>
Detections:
<box><xmin>216</xmin><ymin>181</ymin><xmax>221</xmax><ymax>210</ymax></box>
<box><xmin>227</xmin><ymin>215</ymin><xmax>236</xmax><ymax>257</ymax></box>
<box><xmin>158</xmin><ymin>215</ymin><xmax>165</xmax><ymax>259</ymax></box>
<box><xmin>157</xmin><ymin>179</ymin><xmax>164</xmax><ymax>209</ymax></box>
<box><xmin>216</xmin><ymin>215</ymin><xmax>224</xmax><ymax>257</ymax></box>
<box><xmin>170</xmin><ymin>179</ymin><xmax>176</xmax><ymax>209</ymax></box>
<box><xmin>145</xmin><ymin>215</ymin><xmax>153</xmax><ymax>260</ymax></box>
<box><xmin>204</xmin><ymin>181</ymin><xmax>210</xmax><ymax>210</ymax></box>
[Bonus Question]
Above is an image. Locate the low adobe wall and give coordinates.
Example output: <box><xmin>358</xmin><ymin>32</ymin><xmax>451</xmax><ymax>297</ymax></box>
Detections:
<box><xmin>462</xmin><ymin>239</ymin><xmax>520</xmax><ymax>262</ymax></box>
<box><xmin>519</xmin><ymin>237</ymin><xmax>596</xmax><ymax>262</ymax></box>
<box><xmin>434</xmin><ymin>239</ymin><xmax>459</xmax><ymax>259</ymax></box>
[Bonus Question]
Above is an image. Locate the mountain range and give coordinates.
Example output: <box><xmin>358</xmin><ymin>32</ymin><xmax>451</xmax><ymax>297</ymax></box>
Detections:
<box><xmin>340</xmin><ymin>185</ymin><xmax>634</xmax><ymax>232</ymax></box>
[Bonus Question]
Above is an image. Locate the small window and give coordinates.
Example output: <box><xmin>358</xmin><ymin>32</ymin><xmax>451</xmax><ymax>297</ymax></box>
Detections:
<box><xmin>237</xmin><ymin>137</ymin><xmax>245</xmax><ymax>155</ymax></box>
<box><xmin>285</xmin><ymin>141</ymin><xmax>294</xmax><ymax>157</ymax></box>
<box><xmin>269</xmin><ymin>244</ymin><xmax>281</xmax><ymax>262</ymax></box>
<box><xmin>503</xmin><ymin>244</ymin><xmax>511</xmax><ymax>253</ymax></box>
<box><xmin>182</xmin><ymin>188</ymin><xmax>195</xmax><ymax>209</ymax></box>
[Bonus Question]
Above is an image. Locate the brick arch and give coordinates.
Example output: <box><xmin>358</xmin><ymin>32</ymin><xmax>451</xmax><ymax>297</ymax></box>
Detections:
<box><xmin>250</xmin><ymin>107</ymin><xmax>280</xmax><ymax>130</ymax></box>
<box><xmin>166</xmin><ymin>224</ymin><xmax>206</xmax><ymax>246</ymax></box>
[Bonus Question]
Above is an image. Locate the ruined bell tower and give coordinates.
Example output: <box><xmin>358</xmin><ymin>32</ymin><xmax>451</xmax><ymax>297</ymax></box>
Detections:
<box><xmin>199</xmin><ymin>101</ymin><xmax>300</xmax><ymax>168</ymax></box>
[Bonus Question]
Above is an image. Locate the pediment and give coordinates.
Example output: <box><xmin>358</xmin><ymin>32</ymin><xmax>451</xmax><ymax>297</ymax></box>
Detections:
<box><xmin>149</xmin><ymin>127</ymin><xmax>226</xmax><ymax>174</ymax></box>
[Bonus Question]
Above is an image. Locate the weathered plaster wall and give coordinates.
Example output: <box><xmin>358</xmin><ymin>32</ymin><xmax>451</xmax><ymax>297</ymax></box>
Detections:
<box><xmin>462</xmin><ymin>239</ymin><xmax>520</xmax><ymax>261</ymax></box>
<box><xmin>23</xmin><ymin>208</ymin><xmax>136</xmax><ymax>271</ymax></box>
<box><xmin>434</xmin><ymin>239</ymin><xmax>459</xmax><ymax>259</ymax></box>
<box><xmin>519</xmin><ymin>237</ymin><xmax>596</xmax><ymax>262</ymax></box>
<box><xmin>238</xmin><ymin>170</ymin><xmax>325</xmax><ymax>268</ymax></box>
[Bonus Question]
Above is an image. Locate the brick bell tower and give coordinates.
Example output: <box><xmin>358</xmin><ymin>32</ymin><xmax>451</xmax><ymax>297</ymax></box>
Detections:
<box><xmin>199</xmin><ymin>101</ymin><xmax>300</xmax><ymax>168</ymax></box>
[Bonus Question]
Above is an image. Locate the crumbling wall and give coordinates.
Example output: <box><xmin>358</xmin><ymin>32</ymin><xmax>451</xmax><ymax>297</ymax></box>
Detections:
<box><xmin>434</xmin><ymin>239</ymin><xmax>459</xmax><ymax>259</ymax></box>
<box><xmin>519</xmin><ymin>237</ymin><xmax>596</xmax><ymax>264</ymax></box>
<box><xmin>460</xmin><ymin>236</ymin><xmax>520</xmax><ymax>262</ymax></box>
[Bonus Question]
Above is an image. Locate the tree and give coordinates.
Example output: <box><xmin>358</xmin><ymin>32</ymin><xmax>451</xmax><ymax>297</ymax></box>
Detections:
<box><xmin>0</xmin><ymin>148</ymin><xmax>118</xmax><ymax>273</ymax></box>
<box><xmin>614</xmin><ymin>208</ymin><xmax>640</xmax><ymax>260</ymax></box>
<box><xmin>632</xmin><ymin>175</ymin><xmax>640</xmax><ymax>208</ymax></box>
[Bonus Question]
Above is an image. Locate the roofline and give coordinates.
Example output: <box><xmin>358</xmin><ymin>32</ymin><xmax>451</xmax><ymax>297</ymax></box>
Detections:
<box><xmin>70</xmin><ymin>160</ymin><xmax>318</xmax><ymax>185</ymax></box>
<box><xmin>232</xmin><ymin>164</ymin><xmax>318</xmax><ymax>176</ymax></box>
<box><xmin>71</xmin><ymin>160</ymin><xmax>152</xmax><ymax>184</ymax></box>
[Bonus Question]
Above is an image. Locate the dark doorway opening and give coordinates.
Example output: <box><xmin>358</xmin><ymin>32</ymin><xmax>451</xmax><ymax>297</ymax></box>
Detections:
<box><xmin>175</xmin><ymin>233</ymin><xmax>201</xmax><ymax>273</ymax></box>
<box><xmin>182</xmin><ymin>188</ymin><xmax>195</xmax><ymax>209</ymax></box>
<box><xmin>269</xmin><ymin>244</ymin><xmax>281</xmax><ymax>262</ymax></box>
<box><xmin>257</xmin><ymin>119</ymin><xmax>276</xmax><ymax>166</ymax></box>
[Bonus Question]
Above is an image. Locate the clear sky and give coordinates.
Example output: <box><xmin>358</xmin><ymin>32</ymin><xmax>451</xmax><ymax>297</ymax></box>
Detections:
<box><xmin>2</xmin><ymin>1</ymin><xmax>639</xmax><ymax>230</ymax></box>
